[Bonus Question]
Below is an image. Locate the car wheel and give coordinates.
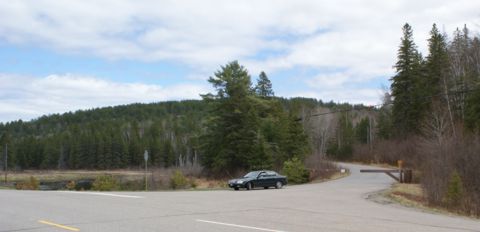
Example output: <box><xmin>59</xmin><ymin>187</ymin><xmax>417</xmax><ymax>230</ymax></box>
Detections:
<box><xmin>234</xmin><ymin>187</ymin><xmax>239</xmax><ymax>191</ymax></box>
<box><xmin>246</xmin><ymin>182</ymin><xmax>252</xmax><ymax>190</ymax></box>
<box><xmin>275</xmin><ymin>181</ymin><xmax>283</xmax><ymax>189</ymax></box>
<box><xmin>264</xmin><ymin>186</ymin><xmax>268</xmax><ymax>189</ymax></box>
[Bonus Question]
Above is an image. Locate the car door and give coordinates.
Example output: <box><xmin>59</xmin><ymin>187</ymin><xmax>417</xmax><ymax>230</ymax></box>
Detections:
<box><xmin>265</xmin><ymin>171</ymin><xmax>276</xmax><ymax>187</ymax></box>
<box><xmin>256</xmin><ymin>172</ymin><xmax>268</xmax><ymax>187</ymax></box>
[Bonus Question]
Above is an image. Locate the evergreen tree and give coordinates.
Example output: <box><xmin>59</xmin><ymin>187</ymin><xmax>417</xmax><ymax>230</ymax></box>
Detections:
<box><xmin>119</xmin><ymin>134</ymin><xmax>129</xmax><ymax>168</ymax></box>
<box><xmin>0</xmin><ymin>132</ymin><xmax>14</xmax><ymax>169</ymax></box>
<box><xmin>103</xmin><ymin>132</ymin><xmax>113</xmax><ymax>169</ymax></box>
<box><xmin>327</xmin><ymin>112</ymin><xmax>354</xmax><ymax>160</ymax></box>
<box><xmin>255</xmin><ymin>71</ymin><xmax>274</xmax><ymax>97</ymax></box>
<box><xmin>425</xmin><ymin>24</ymin><xmax>449</xmax><ymax>101</ymax></box>
<box><xmin>390</xmin><ymin>23</ymin><xmax>425</xmax><ymax>137</ymax></box>
<box><xmin>377</xmin><ymin>107</ymin><xmax>393</xmax><ymax>139</ymax></box>
<box><xmin>163</xmin><ymin>139</ymin><xmax>175</xmax><ymax>167</ymax></box>
<box><xmin>110</xmin><ymin>128</ymin><xmax>122</xmax><ymax>168</ymax></box>
<box><xmin>201</xmin><ymin>61</ymin><xmax>269</xmax><ymax>173</ymax></box>
<box><xmin>355</xmin><ymin>117</ymin><xmax>370</xmax><ymax>144</ymax></box>
<box><xmin>68</xmin><ymin>134</ymin><xmax>81</xmax><ymax>169</ymax></box>
<box><xmin>465</xmin><ymin>88</ymin><xmax>480</xmax><ymax>132</ymax></box>
<box><xmin>41</xmin><ymin>136</ymin><xmax>59</xmax><ymax>169</ymax></box>
<box><xmin>128</xmin><ymin>122</ymin><xmax>143</xmax><ymax>167</ymax></box>
<box><xmin>94</xmin><ymin>131</ymin><xmax>105</xmax><ymax>169</ymax></box>
<box><xmin>281</xmin><ymin>114</ymin><xmax>310</xmax><ymax>161</ymax></box>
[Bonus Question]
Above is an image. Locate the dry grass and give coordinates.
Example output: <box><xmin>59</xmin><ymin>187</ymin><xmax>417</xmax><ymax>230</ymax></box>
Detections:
<box><xmin>1</xmin><ymin>166</ymin><xmax>349</xmax><ymax>191</ymax></box>
<box><xmin>386</xmin><ymin>183</ymin><xmax>479</xmax><ymax>219</ymax></box>
<box><xmin>1</xmin><ymin>170</ymin><xmax>146</xmax><ymax>182</ymax></box>
<box><xmin>192</xmin><ymin>178</ymin><xmax>228</xmax><ymax>190</ymax></box>
<box><xmin>388</xmin><ymin>184</ymin><xmax>426</xmax><ymax>207</ymax></box>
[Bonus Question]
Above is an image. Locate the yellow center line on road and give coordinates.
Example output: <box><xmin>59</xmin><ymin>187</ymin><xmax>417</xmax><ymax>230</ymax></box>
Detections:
<box><xmin>38</xmin><ymin>220</ymin><xmax>80</xmax><ymax>231</ymax></box>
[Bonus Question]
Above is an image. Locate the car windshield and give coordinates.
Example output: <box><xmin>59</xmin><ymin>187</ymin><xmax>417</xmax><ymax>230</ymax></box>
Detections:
<box><xmin>243</xmin><ymin>171</ymin><xmax>261</xmax><ymax>178</ymax></box>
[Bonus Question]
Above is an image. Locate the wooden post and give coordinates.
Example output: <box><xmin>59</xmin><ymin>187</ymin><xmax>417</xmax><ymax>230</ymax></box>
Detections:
<box><xmin>397</xmin><ymin>160</ymin><xmax>404</xmax><ymax>183</ymax></box>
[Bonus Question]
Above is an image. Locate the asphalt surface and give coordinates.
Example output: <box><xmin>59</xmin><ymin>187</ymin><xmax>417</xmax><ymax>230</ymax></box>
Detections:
<box><xmin>1</xmin><ymin>163</ymin><xmax>479</xmax><ymax>232</ymax></box>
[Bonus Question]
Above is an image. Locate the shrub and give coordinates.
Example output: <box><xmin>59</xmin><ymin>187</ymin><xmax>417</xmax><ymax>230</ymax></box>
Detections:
<box><xmin>282</xmin><ymin>157</ymin><xmax>309</xmax><ymax>184</ymax></box>
<box><xmin>29</xmin><ymin>176</ymin><xmax>39</xmax><ymax>190</ymax></box>
<box><xmin>170</xmin><ymin>170</ymin><xmax>189</xmax><ymax>189</ymax></box>
<box><xmin>119</xmin><ymin>180</ymin><xmax>144</xmax><ymax>191</ymax></box>
<box><xmin>66</xmin><ymin>181</ymin><xmax>76</xmax><ymax>190</ymax></box>
<box><xmin>445</xmin><ymin>170</ymin><xmax>464</xmax><ymax>208</ymax></box>
<box><xmin>15</xmin><ymin>176</ymin><xmax>39</xmax><ymax>190</ymax></box>
<box><xmin>189</xmin><ymin>178</ymin><xmax>198</xmax><ymax>189</ymax></box>
<box><xmin>305</xmin><ymin>155</ymin><xmax>338</xmax><ymax>180</ymax></box>
<box><xmin>92</xmin><ymin>175</ymin><xmax>118</xmax><ymax>191</ymax></box>
<box><xmin>75</xmin><ymin>180</ymin><xmax>93</xmax><ymax>191</ymax></box>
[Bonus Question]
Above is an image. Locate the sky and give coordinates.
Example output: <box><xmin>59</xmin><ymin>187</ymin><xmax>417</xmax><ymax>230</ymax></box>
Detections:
<box><xmin>0</xmin><ymin>0</ymin><xmax>479</xmax><ymax>123</ymax></box>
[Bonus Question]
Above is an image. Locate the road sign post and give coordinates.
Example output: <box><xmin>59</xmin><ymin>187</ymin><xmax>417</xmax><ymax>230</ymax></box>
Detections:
<box><xmin>4</xmin><ymin>144</ymin><xmax>7</xmax><ymax>184</ymax></box>
<box><xmin>144</xmin><ymin>150</ymin><xmax>149</xmax><ymax>191</ymax></box>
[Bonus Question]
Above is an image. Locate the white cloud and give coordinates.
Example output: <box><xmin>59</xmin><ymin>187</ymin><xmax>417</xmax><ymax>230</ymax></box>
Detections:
<box><xmin>288</xmin><ymin>71</ymin><xmax>385</xmax><ymax>105</ymax></box>
<box><xmin>1</xmin><ymin>0</ymin><xmax>478</xmax><ymax>70</ymax></box>
<box><xmin>0</xmin><ymin>73</ymin><xmax>209</xmax><ymax>122</ymax></box>
<box><xmin>307</xmin><ymin>73</ymin><xmax>352</xmax><ymax>89</ymax></box>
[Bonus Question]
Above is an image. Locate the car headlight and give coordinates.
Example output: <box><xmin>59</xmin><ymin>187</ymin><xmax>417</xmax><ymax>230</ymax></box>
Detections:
<box><xmin>236</xmin><ymin>180</ymin><xmax>244</xmax><ymax>184</ymax></box>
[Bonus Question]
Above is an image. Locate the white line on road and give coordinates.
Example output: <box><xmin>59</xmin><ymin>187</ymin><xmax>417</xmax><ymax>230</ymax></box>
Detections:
<box><xmin>196</xmin><ymin>219</ymin><xmax>287</xmax><ymax>232</ymax></box>
<box><xmin>58</xmin><ymin>191</ymin><xmax>144</xmax><ymax>199</ymax></box>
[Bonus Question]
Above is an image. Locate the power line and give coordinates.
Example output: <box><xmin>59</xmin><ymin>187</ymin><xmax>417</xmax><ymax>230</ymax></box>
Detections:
<box><xmin>300</xmin><ymin>87</ymin><xmax>480</xmax><ymax>119</ymax></box>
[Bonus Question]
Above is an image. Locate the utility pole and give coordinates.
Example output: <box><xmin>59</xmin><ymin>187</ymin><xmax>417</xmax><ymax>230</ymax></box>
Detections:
<box><xmin>368</xmin><ymin>116</ymin><xmax>373</xmax><ymax>152</ymax></box>
<box><xmin>4</xmin><ymin>144</ymin><xmax>7</xmax><ymax>184</ymax></box>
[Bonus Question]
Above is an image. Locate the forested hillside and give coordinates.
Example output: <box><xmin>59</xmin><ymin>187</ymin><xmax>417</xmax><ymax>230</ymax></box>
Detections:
<box><xmin>0</xmin><ymin>86</ymin><xmax>372</xmax><ymax>172</ymax></box>
<box><xmin>0</xmin><ymin>101</ymin><xmax>209</xmax><ymax>170</ymax></box>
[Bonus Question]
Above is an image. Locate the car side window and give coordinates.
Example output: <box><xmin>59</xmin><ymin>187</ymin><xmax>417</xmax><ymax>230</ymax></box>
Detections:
<box><xmin>266</xmin><ymin>171</ymin><xmax>276</xmax><ymax>177</ymax></box>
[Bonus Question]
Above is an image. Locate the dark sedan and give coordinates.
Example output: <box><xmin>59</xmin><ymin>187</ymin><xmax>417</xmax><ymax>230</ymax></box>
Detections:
<box><xmin>228</xmin><ymin>170</ymin><xmax>287</xmax><ymax>190</ymax></box>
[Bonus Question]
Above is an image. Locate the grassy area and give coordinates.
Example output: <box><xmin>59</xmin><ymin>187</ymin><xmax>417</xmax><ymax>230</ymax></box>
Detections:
<box><xmin>1</xmin><ymin>170</ymin><xmax>145</xmax><ymax>182</ymax></box>
<box><xmin>0</xmin><ymin>170</ymin><xmax>155</xmax><ymax>191</ymax></box>
<box><xmin>0</xmin><ymin>170</ymin><xmax>229</xmax><ymax>191</ymax></box>
<box><xmin>0</xmin><ymin>168</ymin><xmax>349</xmax><ymax>191</ymax></box>
<box><xmin>387</xmin><ymin>183</ymin><xmax>427</xmax><ymax>207</ymax></box>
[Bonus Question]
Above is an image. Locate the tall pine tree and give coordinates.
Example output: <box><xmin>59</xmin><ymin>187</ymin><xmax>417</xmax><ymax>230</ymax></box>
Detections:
<box><xmin>201</xmin><ymin>61</ymin><xmax>271</xmax><ymax>173</ymax></box>
<box><xmin>425</xmin><ymin>24</ymin><xmax>449</xmax><ymax>100</ymax></box>
<box><xmin>255</xmin><ymin>71</ymin><xmax>274</xmax><ymax>97</ymax></box>
<box><xmin>391</xmin><ymin>23</ymin><xmax>425</xmax><ymax>137</ymax></box>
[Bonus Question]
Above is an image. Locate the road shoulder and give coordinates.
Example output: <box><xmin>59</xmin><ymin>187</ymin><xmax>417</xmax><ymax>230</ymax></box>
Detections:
<box><xmin>367</xmin><ymin>183</ymin><xmax>480</xmax><ymax>221</ymax></box>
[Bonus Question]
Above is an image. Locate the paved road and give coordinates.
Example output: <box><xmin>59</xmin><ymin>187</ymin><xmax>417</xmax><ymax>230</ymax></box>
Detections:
<box><xmin>1</xmin><ymin>163</ymin><xmax>479</xmax><ymax>232</ymax></box>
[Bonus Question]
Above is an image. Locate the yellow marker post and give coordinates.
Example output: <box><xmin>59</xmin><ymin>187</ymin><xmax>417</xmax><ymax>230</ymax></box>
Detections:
<box><xmin>38</xmin><ymin>220</ymin><xmax>80</xmax><ymax>231</ymax></box>
<box><xmin>397</xmin><ymin>160</ymin><xmax>404</xmax><ymax>169</ymax></box>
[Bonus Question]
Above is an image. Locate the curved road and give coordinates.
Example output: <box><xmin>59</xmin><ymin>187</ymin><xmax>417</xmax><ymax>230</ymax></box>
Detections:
<box><xmin>1</xmin><ymin>163</ymin><xmax>479</xmax><ymax>231</ymax></box>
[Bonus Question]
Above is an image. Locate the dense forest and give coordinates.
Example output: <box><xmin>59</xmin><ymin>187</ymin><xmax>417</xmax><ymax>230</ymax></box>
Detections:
<box><xmin>0</xmin><ymin>71</ymin><xmax>372</xmax><ymax>173</ymax></box>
